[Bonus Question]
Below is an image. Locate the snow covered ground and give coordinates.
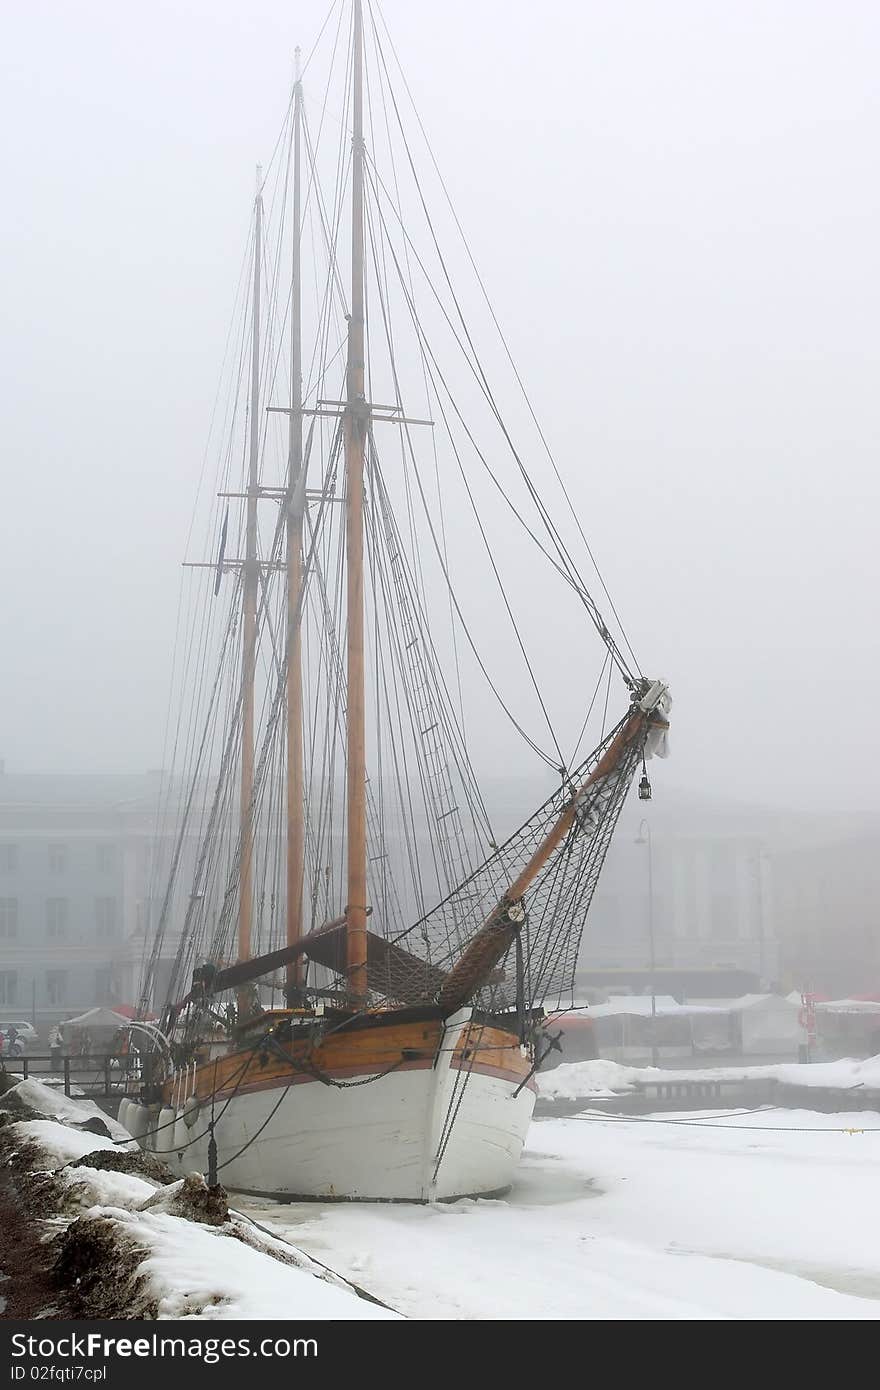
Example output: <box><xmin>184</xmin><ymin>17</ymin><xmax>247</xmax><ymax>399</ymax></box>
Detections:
<box><xmin>7</xmin><ymin>1077</ymin><xmax>880</xmax><ymax>1319</ymax></box>
<box><xmin>243</xmin><ymin>1107</ymin><xmax>880</xmax><ymax>1319</ymax></box>
<box><xmin>538</xmin><ymin>1055</ymin><xmax>880</xmax><ymax>1102</ymax></box>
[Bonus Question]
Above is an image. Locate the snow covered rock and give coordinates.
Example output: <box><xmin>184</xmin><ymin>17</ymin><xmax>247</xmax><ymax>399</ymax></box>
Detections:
<box><xmin>138</xmin><ymin>1173</ymin><xmax>228</xmax><ymax>1226</ymax></box>
<box><xmin>69</xmin><ymin>1147</ymin><xmax>175</xmax><ymax>1185</ymax></box>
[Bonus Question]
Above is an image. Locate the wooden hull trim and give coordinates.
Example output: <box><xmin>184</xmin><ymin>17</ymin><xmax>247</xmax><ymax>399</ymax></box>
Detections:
<box><xmin>208</xmin><ymin>1056</ymin><xmax>538</xmax><ymax>1100</ymax></box>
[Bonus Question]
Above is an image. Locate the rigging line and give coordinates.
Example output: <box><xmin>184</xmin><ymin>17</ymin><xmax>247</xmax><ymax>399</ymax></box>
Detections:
<box><xmin>432</xmin><ymin>1026</ymin><xmax>483</xmax><ymax>1182</ymax></box>
<box><xmin>204</xmin><ymin>435</ymin><xmax>346</xmax><ymax>968</ymax></box>
<box><xmin>368</xmin><ymin>43</ymin><xmax>473</xmax><ymax>792</ymax></box>
<box><xmin>360</xmin><ymin>435</ymin><xmax>402</xmax><ymax>928</ymax></box>
<box><xmin>530</xmin><ymin>825</ymin><xmax>596</xmax><ymax>1000</ymax></box>
<box><xmin>312</xmin><ymin>22</ymin><xmax>355</xmax><ymax>360</ymax></box>
<box><xmin>187</xmin><ymin>489</ymin><xmax>286</xmax><ymax>978</ymax></box>
<box><xmin>569</xmin><ymin>650</ymin><xmax>610</xmax><ymax>771</ymax></box>
<box><xmin>145</xmin><ymin>590</ymin><xmax>242</xmax><ymax>1002</ymax></box>
<box><xmin>303</xmin><ymin>547</ymin><xmax>332</xmax><ymax>919</ymax></box>
<box><xmin>600</xmin><ymin>654</ymin><xmax>613</xmax><ymax>742</ymax></box>
<box><xmin>153</xmin><ymin>273</ymin><xmax>254</xmax><ymax>977</ymax></box>
<box><xmin>361</xmin><ymin>221</ymin><xmax>488</xmax><ymax>875</ymax></box>
<box><xmin>367</xmin><ymin>581</ymin><xmax>410</xmax><ymax>930</ymax></box>
<box><xmin>370</xmin><ymin>445</ymin><xmax>493</xmax><ymax>849</ymax></box>
<box><xmin>148</xmin><ymin>250</ymin><xmax>252</xmax><ymax>962</ymax></box>
<box><xmin>560</xmin><ymin>1112</ymin><xmax>880</xmax><ymax>1134</ymax></box>
<box><xmin>256</xmin><ymin>168</ymin><xmax>298</xmax><ymax>496</ymax></box>
<box><xmin>182</xmin><ymin>221</ymin><xmax>255</xmax><ymax>564</ymax></box>
<box><xmin>297</xmin><ymin>150</ymin><xmax>348</xmax><ymax>391</ymax></box>
<box><xmin>298</xmin><ymin>116</ymin><xmax>350</xmax><ymax>423</ymax></box>
<box><xmin>362</xmin><ymin>154</ymin><xmax>584</xmax><ymax>598</ymax></box>
<box><xmin>362</xmin><ymin>179</ymin><xmax>562</xmax><ymax>771</ymax></box>
<box><xmin>163</xmin><ymin>684</ymin><xmax>245</xmax><ymax>1004</ymax></box>
<box><xmin>166</xmin><ymin>589</ymin><xmax>250</xmax><ymax>981</ymax></box>
<box><xmin>370</xmin><ymin>467</ymin><xmax>492</xmax><ymax>896</ymax></box>
<box><xmin>362</xmin><ymin>165</ymin><xmax>631</xmax><ymax>723</ymax></box>
<box><xmin>306</xmin><ymin>495</ymin><xmax>419</xmax><ymax>926</ymax></box>
<box><xmin>366</xmin><ymin>28</ymin><xmax>636</xmax><ymax>687</ymax></box>
<box><xmin>363</xmin><ymin>464</ymin><xmax>445</xmax><ymax>907</ymax></box>
<box><xmin>300</xmin><ymin>20</ymin><xmax>351</xmax><ymax>320</ymax></box>
<box><xmin>305</xmin><ymin>512</ymin><xmax>413</xmax><ymax>932</ymax></box>
<box><xmin>258</xmin><ymin>92</ymin><xmax>295</xmax><ymax>191</ymax></box>
<box><xmin>140</xmin><ymin>581</ymin><xmax>189</xmax><ymax>992</ymax></box>
<box><xmin>371</xmin><ymin>0</ymin><xmax>643</xmax><ymax>680</ymax></box>
<box><xmin>359</xmin><ymin>157</ymin><xmax>491</xmax><ymax>848</ymax></box>
<box><xmin>391</xmin><ymin>709</ymin><xmax>631</xmax><ymax>956</ymax></box>
<box><xmin>360</xmin><ymin>146</ymin><xmax>634</xmax><ymax>693</ymax></box>
<box><xmin>230</xmin><ymin>1208</ymin><xmax>399</xmax><ymax>1313</ymax></box>
<box><xmin>298</xmin><ymin>0</ymin><xmax>344</xmax><ymax>81</ymax></box>
<box><xmin>298</xmin><ymin>130</ymin><xmax>347</xmax><ymax>396</ymax></box>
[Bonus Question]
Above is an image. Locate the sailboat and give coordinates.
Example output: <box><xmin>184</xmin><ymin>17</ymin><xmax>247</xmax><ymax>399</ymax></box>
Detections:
<box><xmin>123</xmin><ymin>0</ymin><xmax>670</xmax><ymax>1201</ymax></box>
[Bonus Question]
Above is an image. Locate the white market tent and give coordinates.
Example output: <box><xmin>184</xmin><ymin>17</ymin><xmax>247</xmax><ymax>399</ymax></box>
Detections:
<box><xmin>689</xmin><ymin>994</ymin><xmax>804</xmax><ymax>1055</ymax></box>
<box><xmin>578</xmin><ymin>993</ymin><xmax>805</xmax><ymax>1060</ymax></box>
<box><xmin>585</xmin><ymin>995</ymin><xmax>728</xmax><ymax>1061</ymax></box>
<box><xmin>815</xmin><ymin>999</ymin><xmax>880</xmax><ymax>1014</ymax></box>
<box><xmin>724</xmin><ymin>994</ymin><xmax>803</xmax><ymax>1055</ymax></box>
<box><xmin>812</xmin><ymin>999</ymin><xmax>880</xmax><ymax>1059</ymax></box>
<box><xmin>62</xmin><ymin>1006</ymin><xmax>130</xmax><ymax>1036</ymax></box>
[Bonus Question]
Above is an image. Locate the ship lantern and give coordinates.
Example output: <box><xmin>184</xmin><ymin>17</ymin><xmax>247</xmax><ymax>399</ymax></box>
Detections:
<box><xmin>638</xmin><ymin>773</ymin><xmax>652</xmax><ymax>801</ymax></box>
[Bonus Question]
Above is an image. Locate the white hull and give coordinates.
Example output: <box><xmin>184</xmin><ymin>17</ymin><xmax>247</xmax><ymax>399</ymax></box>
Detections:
<box><xmin>139</xmin><ymin>1009</ymin><xmax>536</xmax><ymax>1201</ymax></box>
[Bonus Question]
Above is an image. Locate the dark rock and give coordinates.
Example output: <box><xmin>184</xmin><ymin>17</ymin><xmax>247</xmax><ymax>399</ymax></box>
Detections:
<box><xmin>71</xmin><ymin>1116</ymin><xmax>112</xmax><ymax>1139</ymax></box>
<box><xmin>18</xmin><ymin>1169</ymin><xmax>67</xmax><ymax>1218</ymax></box>
<box><xmin>52</xmin><ymin>1216</ymin><xmax>157</xmax><ymax>1319</ymax></box>
<box><xmin>70</xmin><ymin>1148</ymin><xmax>175</xmax><ymax>1185</ymax></box>
<box><xmin>0</xmin><ymin>1090</ymin><xmax>48</xmax><ymax>1121</ymax></box>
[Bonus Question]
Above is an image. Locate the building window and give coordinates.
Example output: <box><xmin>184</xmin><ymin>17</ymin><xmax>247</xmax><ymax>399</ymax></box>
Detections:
<box><xmin>95</xmin><ymin>897</ymin><xmax>118</xmax><ymax>938</ymax></box>
<box><xmin>48</xmin><ymin>843</ymin><xmax>67</xmax><ymax>873</ymax></box>
<box><xmin>96</xmin><ymin>844</ymin><xmax>116</xmax><ymax>873</ymax></box>
<box><xmin>95</xmin><ymin>968</ymin><xmax>113</xmax><ymax>1005</ymax></box>
<box><xmin>0</xmin><ymin>971</ymin><xmax>17</xmax><ymax>1006</ymax></box>
<box><xmin>0</xmin><ymin>898</ymin><xmax>18</xmax><ymax>938</ymax></box>
<box><xmin>46</xmin><ymin>898</ymin><xmax>69</xmax><ymax>938</ymax></box>
<box><xmin>46</xmin><ymin>970</ymin><xmax>67</xmax><ymax>1006</ymax></box>
<box><xmin>0</xmin><ymin>845</ymin><xmax>17</xmax><ymax>872</ymax></box>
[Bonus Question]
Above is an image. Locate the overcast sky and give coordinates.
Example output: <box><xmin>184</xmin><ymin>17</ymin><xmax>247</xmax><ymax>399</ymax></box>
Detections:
<box><xmin>1</xmin><ymin>0</ymin><xmax>878</xmax><ymax>817</ymax></box>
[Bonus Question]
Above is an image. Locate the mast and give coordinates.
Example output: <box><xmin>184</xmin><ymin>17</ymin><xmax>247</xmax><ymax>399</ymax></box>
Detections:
<box><xmin>286</xmin><ymin>53</ymin><xmax>306</xmax><ymax>998</ymax></box>
<box><xmin>345</xmin><ymin>0</ymin><xmax>369</xmax><ymax>1002</ymax></box>
<box><xmin>239</xmin><ymin>165</ymin><xmax>262</xmax><ymax>972</ymax></box>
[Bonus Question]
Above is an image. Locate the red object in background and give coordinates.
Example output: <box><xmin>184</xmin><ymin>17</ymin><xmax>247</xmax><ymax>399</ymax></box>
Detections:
<box><xmin>799</xmin><ymin>993</ymin><xmax>819</xmax><ymax>1040</ymax></box>
<box><xmin>111</xmin><ymin>1004</ymin><xmax>158</xmax><ymax>1021</ymax></box>
<box><xmin>543</xmin><ymin>1012</ymin><xmax>599</xmax><ymax>1064</ymax></box>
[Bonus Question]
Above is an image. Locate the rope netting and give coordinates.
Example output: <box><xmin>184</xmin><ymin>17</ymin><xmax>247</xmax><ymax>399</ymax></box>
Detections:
<box><xmin>343</xmin><ymin>710</ymin><xmax>644</xmax><ymax>1013</ymax></box>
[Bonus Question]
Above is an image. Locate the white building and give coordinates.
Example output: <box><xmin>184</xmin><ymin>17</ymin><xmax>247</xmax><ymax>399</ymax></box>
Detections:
<box><xmin>0</xmin><ymin>772</ymin><xmax>191</xmax><ymax>1032</ymax></box>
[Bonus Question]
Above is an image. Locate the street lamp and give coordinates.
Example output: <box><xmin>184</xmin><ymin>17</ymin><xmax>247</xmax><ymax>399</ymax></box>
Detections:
<box><xmin>635</xmin><ymin>818</ymin><xmax>658</xmax><ymax>1067</ymax></box>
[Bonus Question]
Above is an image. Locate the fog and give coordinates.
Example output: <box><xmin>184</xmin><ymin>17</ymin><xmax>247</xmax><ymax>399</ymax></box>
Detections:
<box><xmin>2</xmin><ymin>0</ymin><xmax>878</xmax><ymax>817</ymax></box>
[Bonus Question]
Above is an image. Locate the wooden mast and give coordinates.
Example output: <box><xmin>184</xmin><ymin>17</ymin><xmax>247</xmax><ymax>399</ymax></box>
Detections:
<box><xmin>345</xmin><ymin>0</ymin><xmax>369</xmax><ymax>1002</ymax></box>
<box><xmin>239</xmin><ymin>165</ymin><xmax>262</xmax><ymax>975</ymax></box>
<box><xmin>285</xmin><ymin>53</ymin><xmax>306</xmax><ymax>998</ymax></box>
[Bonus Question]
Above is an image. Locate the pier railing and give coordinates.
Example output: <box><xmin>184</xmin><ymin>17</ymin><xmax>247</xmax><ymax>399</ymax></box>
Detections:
<box><xmin>0</xmin><ymin>1053</ymin><xmax>144</xmax><ymax>1099</ymax></box>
